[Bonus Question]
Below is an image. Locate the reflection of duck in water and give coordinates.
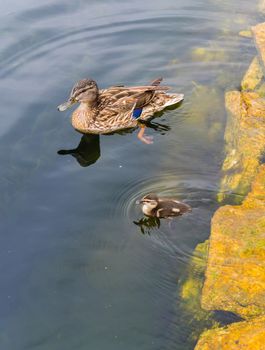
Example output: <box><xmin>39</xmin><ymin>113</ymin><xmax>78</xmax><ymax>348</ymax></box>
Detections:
<box><xmin>139</xmin><ymin>193</ymin><xmax>191</xmax><ymax>218</ymax></box>
<box><xmin>57</xmin><ymin>77</ymin><xmax>183</xmax><ymax>144</ymax></box>
<box><xmin>57</xmin><ymin>120</ymin><xmax>171</xmax><ymax>167</ymax></box>
<box><xmin>58</xmin><ymin>134</ymin><xmax>100</xmax><ymax>167</ymax></box>
<box><xmin>133</xmin><ymin>216</ymin><xmax>161</xmax><ymax>235</ymax></box>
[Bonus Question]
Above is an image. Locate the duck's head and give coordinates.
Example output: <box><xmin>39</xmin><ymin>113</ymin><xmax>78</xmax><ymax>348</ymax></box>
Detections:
<box><xmin>57</xmin><ymin>78</ymin><xmax>99</xmax><ymax>111</ymax></box>
<box><xmin>139</xmin><ymin>193</ymin><xmax>159</xmax><ymax>209</ymax></box>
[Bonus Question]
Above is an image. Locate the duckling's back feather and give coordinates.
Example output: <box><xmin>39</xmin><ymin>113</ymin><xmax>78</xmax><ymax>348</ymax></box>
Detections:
<box><xmin>155</xmin><ymin>199</ymin><xmax>191</xmax><ymax>218</ymax></box>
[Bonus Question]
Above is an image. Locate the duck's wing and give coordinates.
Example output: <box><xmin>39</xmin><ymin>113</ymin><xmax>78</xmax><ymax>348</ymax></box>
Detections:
<box><xmin>99</xmin><ymin>77</ymin><xmax>169</xmax><ymax>108</ymax></box>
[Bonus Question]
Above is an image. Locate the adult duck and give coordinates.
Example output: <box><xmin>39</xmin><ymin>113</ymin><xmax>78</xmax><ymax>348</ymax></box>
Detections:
<box><xmin>58</xmin><ymin>77</ymin><xmax>183</xmax><ymax>144</ymax></box>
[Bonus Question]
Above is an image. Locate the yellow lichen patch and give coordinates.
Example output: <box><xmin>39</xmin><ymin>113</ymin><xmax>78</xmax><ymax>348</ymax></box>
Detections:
<box><xmin>202</xmin><ymin>165</ymin><xmax>265</xmax><ymax>319</ymax></box>
<box><xmin>239</xmin><ymin>30</ymin><xmax>252</xmax><ymax>38</ymax></box>
<box><xmin>195</xmin><ymin>315</ymin><xmax>265</xmax><ymax>350</ymax></box>
<box><xmin>241</xmin><ymin>56</ymin><xmax>263</xmax><ymax>91</ymax></box>
<box><xmin>256</xmin><ymin>82</ymin><xmax>265</xmax><ymax>97</ymax></box>
<box><xmin>218</xmin><ymin>91</ymin><xmax>265</xmax><ymax>202</ymax></box>
<box><xmin>252</xmin><ymin>23</ymin><xmax>265</xmax><ymax>69</ymax></box>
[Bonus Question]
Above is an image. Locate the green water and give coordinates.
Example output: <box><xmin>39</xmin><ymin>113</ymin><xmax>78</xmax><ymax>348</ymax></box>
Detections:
<box><xmin>0</xmin><ymin>0</ymin><xmax>260</xmax><ymax>349</ymax></box>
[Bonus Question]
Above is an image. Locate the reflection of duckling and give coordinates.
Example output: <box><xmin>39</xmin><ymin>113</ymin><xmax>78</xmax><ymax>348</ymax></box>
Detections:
<box><xmin>139</xmin><ymin>193</ymin><xmax>191</xmax><ymax>218</ymax></box>
<box><xmin>57</xmin><ymin>134</ymin><xmax>100</xmax><ymax>167</ymax></box>
<box><xmin>133</xmin><ymin>216</ymin><xmax>160</xmax><ymax>235</ymax></box>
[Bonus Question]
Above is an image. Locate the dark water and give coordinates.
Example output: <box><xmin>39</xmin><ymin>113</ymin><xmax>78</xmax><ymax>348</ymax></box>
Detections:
<box><xmin>0</xmin><ymin>0</ymin><xmax>260</xmax><ymax>349</ymax></box>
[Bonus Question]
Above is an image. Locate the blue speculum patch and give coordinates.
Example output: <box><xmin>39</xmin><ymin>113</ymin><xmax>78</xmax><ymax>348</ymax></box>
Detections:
<box><xmin>132</xmin><ymin>108</ymin><xmax>143</xmax><ymax>119</ymax></box>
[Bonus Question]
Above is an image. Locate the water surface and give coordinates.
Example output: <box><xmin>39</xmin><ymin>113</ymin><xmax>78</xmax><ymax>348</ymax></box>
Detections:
<box><xmin>0</xmin><ymin>0</ymin><xmax>260</xmax><ymax>349</ymax></box>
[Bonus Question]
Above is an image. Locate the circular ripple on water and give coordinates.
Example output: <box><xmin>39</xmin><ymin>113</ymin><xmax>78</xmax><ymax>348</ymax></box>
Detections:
<box><xmin>110</xmin><ymin>171</ymin><xmax>219</xmax><ymax>261</ymax></box>
<box><xmin>112</xmin><ymin>171</ymin><xmax>217</xmax><ymax>218</ymax></box>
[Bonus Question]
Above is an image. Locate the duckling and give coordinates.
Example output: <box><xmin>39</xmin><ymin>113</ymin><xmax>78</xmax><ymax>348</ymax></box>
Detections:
<box><xmin>57</xmin><ymin>77</ymin><xmax>184</xmax><ymax>144</ymax></box>
<box><xmin>139</xmin><ymin>193</ymin><xmax>191</xmax><ymax>218</ymax></box>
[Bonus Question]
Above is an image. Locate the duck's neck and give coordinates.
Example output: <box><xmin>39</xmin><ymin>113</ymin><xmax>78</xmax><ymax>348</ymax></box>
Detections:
<box><xmin>76</xmin><ymin>101</ymin><xmax>98</xmax><ymax>122</ymax></box>
<box><xmin>72</xmin><ymin>100</ymin><xmax>98</xmax><ymax>129</ymax></box>
<box><xmin>79</xmin><ymin>99</ymin><xmax>98</xmax><ymax>111</ymax></box>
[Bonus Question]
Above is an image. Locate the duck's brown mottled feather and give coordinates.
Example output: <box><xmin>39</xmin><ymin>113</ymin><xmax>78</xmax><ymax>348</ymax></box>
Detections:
<box><xmin>70</xmin><ymin>78</ymin><xmax>183</xmax><ymax>134</ymax></box>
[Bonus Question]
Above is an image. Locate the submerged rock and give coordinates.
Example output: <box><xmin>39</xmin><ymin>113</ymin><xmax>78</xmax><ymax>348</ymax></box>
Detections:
<box><xmin>239</xmin><ymin>30</ymin><xmax>252</xmax><ymax>38</ymax></box>
<box><xmin>179</xmin><ymin>241</ymin><xmax>220</xmax><ymax>341</ymax></box>
<box><xmin>187</xmin><ymin>83</ymin><xmax>225</xmax><ymax>143</ymax></box>
<box><xmin>241</xmin><ymin>56</ymin><xmax>263</xmax><ymax>91</ymax></box>
<box><xmin>191</xmin><ymin>46</ymin><xmax>228</xmax><ymax>63</ymax></box>
<box><xmin>218</xmin><ymin>91</ymin><xmax>265</xmax><ymax>202</ymax></box>
<box><xmin>202</xmin><ymin>165</ymin><xmax>265</xmax><ymax>319</ymax></box>
<box><xmin>180</xmin><ymin>241</ymin><xmax>209</xmax><ymax>321</ymax></box>
<box><xmin>195</xmin><ymin>315</ymin><xmax>265</xmax><ymax>350</ymax></box>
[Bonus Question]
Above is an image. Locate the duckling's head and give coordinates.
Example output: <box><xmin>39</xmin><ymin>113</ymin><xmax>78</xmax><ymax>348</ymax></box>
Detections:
<box><xmin>140</xmin><ymin>193</ymin><xmax>159</xmax><ymax>212</ymax></box>
<box><xmin>58</xmin><ymin>78</ymin><xmax>99</xmax><ymax>111</ymax></box>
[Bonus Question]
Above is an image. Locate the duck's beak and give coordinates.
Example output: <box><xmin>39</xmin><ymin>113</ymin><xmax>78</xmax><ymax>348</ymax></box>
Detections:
<box><xmin>57</xmin><ymin>99</ymin><xmax>76</xmax><ymax>112</ymax></box>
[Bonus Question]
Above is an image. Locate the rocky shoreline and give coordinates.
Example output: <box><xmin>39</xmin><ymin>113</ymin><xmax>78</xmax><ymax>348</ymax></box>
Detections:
<box><xmin>193</xmin><ymin>16</ymin><xmax>265</xmax><ymax>350</ymax></box>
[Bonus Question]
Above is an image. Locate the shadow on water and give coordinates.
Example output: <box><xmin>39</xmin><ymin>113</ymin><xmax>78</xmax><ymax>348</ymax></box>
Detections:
<box><xmin>57</xmin><ymin>134</ymin><xmax>100</xmax><ymax>167</ymax></box>
<box><xmin>57</xmin><ymin>119</ymin><xmax>171</xmax><ymax>167</ymax></box>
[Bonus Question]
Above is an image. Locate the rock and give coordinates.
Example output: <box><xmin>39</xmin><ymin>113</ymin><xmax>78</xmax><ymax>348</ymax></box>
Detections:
<box><xmin>252</xmin><ymin>23</ymin><xmax>265</xmax><ymax>71</ymax></box>
<box><xmin>256</xmin><ymin>82</ymin><xmax>265</xmax><ymax>97</ymax></box>
<box><xmin>241</xmin><ymin>56</ymin><xmax>263</xmax><ymax>91</ymax></box>
<box><xmin>195</xmin><ymin>315</ymin><xmax>265</xmax><ymax>350</ymax></box>
<box><xmin>179</xmin><ymin>241</ymin><xmax>220</xmax><ymax>341</ymax></box>
<box><xmin>202</xmin><ymin>165</ymin><xmax>265</xmax><ymax>319</ymax></box>
<box><xmin>218</xmin><ymin>91</ymin><xmax>265</xmax><ymax>202</ymax></box>
<box><xmin>239</xmin><ymin>30</ymin><xmax>252</xmax><ymax>38</ymax></box>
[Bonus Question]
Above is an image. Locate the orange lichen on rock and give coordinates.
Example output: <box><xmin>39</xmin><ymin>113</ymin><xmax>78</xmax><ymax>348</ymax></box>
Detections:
<box><xmin>195</xmin><ymin>315</ymin><xmax>265</xmax><ymax>350</ymax></box>
<box><xmin>202</xmin><ymin>165</ymin><xmax>265</xmax><ymax>319</ymax></box>
<box><xmin>218</xmin><ymin>91</ymin><xmax>265</xmax><ymax>202</ymax></box>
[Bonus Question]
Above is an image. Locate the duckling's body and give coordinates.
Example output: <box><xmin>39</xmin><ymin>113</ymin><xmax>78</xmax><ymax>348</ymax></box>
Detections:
<box><xmin>58</xmin><ymin>78</ymin><xmax>183</xmax><ymax>143</ymax></box>
<box><xmin>140</xmin><ymin>194</ymin><xmax>191</xmax><ymax>218</ymax></box>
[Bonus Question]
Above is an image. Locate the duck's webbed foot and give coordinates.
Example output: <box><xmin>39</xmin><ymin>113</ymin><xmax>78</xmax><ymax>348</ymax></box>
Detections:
<box><xmin>137</xmin><ymin>125</ymin><xmax>153</xmax><ymax>145</ymax></box>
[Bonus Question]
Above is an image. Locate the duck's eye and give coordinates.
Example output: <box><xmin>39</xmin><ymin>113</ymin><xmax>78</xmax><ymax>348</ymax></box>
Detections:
<box><xmin>72</xmin><ymin>87</ymin><xmax>90</xmax><ymax>99</ymax></box>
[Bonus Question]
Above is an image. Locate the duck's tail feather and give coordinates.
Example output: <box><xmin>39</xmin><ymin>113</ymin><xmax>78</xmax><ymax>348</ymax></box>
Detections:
<box><xmin>163</xmin><ymin>93</ymin><xmax>184</xmax><ymax>107</ymax></box>
<box><xmin>150</xmin><ymin>77</ymin><xmax>163</xmax><ymax>86</ymax></box>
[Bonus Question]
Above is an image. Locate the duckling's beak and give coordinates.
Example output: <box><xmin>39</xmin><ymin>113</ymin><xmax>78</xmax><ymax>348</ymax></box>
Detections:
<box><xmin>57</xmin><ymin>99</ymin><xmax>76</xmax><ymax>112</ymax></box>
<box><xmin>138</xmin><ymin>199</ymin><xmax>146</xmax><ymax>204</ymax></box>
